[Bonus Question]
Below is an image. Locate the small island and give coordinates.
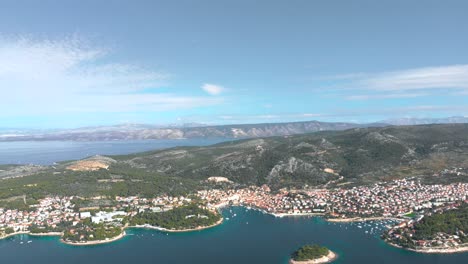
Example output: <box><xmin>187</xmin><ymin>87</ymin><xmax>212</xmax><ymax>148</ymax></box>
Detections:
<box><xmin>290</xmin><ymin>244</ymin><xmax>337</xmax><ymax>264</ymax></box>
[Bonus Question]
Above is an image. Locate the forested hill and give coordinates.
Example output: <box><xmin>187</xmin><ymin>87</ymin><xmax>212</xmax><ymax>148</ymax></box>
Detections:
<box><xmin>113</xmin><ymin>123</ymin><xmax>468</xmax><ymax>189</ymax></box>
<box><xmin>0</xmin><ymin>124</ymin><xmax>467</xmax><ymax>201</ymax></box>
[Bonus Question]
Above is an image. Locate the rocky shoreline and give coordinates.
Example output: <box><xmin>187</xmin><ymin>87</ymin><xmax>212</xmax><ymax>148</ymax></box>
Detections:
<box><xmin>61</xmin><ymin>231</ymin><xmax>126</xmax><ymax>246</ymax></box>
<box><xmin>128</xmin><ymin>217</ymin><xmax>223</xmax><ymax>233</ymax></box>
<box><xmin>386</xmin><ymin>240</ymin><xmax>468</xmax><ymax>254</ymax></box>
<box><xmin>0</xmin><ymin>218</ymin><xmax>223</xmax><ymax>246</ymax></box>
<box><xmin>59</xmin><ymin>218</ymin><xmax>224</xmax><ymax>246</ymax></box>
<box><xmin>326</xmin><ymin>216</ymin><xmax>402</xmax><ymax>223</ymax></box>
<box><xmin>0</xmin><ymin>231</ymin><xmax>29</xmax><ymax>240</ymax></box>
<box><xmin>28</xmin><ymin>232</ymin><xmax>63</xmax><ymax>237</ymax></box>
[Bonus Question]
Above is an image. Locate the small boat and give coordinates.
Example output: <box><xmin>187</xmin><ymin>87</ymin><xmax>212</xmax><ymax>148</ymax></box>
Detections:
<box><xmin>27</xmin><ymin>241</ymin><xmax>32</xmax><ymax>243</ymax></box>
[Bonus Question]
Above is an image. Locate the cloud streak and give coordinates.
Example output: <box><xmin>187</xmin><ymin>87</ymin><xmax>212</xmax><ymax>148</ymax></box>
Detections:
<box><xmin>327</xmin><ymin>65</ymin><xmax>468</xmax><ymax>91</ymax></box>
<box><xmin>0</xmin><ymin>35</ymin><xmax>221</xmax><ymax>117</ymax></box>
<box><xmin>361</xmin><ymin>65</ymin><xmax>468</xmax><ymax>91</ymax></box>
<box><xmin>345</xmin><ymin>92</ymin><xmax>429</xmax><ymax>100</ymax></box>
<box><xmin>320</xmin><ymin>64</ymin><xmax>468</xmax><ymax>100</ymax></box>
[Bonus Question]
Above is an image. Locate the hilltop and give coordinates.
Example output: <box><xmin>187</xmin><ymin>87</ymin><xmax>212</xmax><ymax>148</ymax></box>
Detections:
<box><xmin>113</xmin><ymin>123</ymin><xmax>468</xmax><ymax>189</ymax></box>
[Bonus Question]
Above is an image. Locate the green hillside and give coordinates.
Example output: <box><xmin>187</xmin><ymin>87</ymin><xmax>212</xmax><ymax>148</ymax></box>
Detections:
<box><xmin>0</xmin><ymin>124</ymin><xmax>467</xmax><ymax>201</ymax></box>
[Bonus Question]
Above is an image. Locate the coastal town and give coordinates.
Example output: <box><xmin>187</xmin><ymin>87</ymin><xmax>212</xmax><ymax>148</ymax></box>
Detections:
<box><xmin>0</xmin><ymin>176</ymin><xmax>467</xmax><ymax>250</ymax></box>
<box><xmin>200</xmin><ymin>178</ymin><xmax>467</xmax><ymax>219</ymax></box>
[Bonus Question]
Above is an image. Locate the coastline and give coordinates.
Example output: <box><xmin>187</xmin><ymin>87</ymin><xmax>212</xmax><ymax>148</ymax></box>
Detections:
<box><xmin>56</xmin><ymin>217</ymin><xmax>223</xmax><ymax>246</ymax></box>
<box><xmin>127</xmin><ymin>217</ymin><xmax>224</xmax><ymax>233</ymax></box>
<box><xmin>1</xmin><ymin>208</ymin><xmax>465</xmax><ymax>255</ymax></box>
<box><xmin>386</xmin><ymin>240</ymin><xmax>468</xmax><ymax>254</ymax></box>
<box><xmin>0</xmin><ymin>214</ymin><xmax>223</xmax><ymax>247</ymax></box>
<box><xmin>325</xmin><ymin>216</ymin><xmax>402</xmax><ymax>223</ymax></box>
<box><xmin>61</xmin><ymin>231</ymin><xmax>126</xmax><ymax>246</ymax></box>
<box><xmin>0</xmin><ymin>231</ymin><xmax>29</xmax><ymax>240</ymax></box>
<box><xmin>289</xmin><ymin>250</ymin><xmax>337</xmax><ymax>264</ymax></box>
<box><xmin>0</xmin><ymin>231</ymin><xmax>62</xmax><ymax>240</ymax></box>
<box><xmin>28</xmin><ymin>232</ymin><xmax>63</xmax><ymax>237</ymax></box>
<box><xmin>271</xmin><ymin>212</ymin><xmax>325</xmax><ymax>218</ymax></box>
<box><xmin>237</xmin><ymin>204</ymin><xmax>403</xmax><ymax>223</ymax></box>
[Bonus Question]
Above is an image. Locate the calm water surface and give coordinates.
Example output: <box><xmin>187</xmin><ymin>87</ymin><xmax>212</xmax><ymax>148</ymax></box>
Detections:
<box><xmin>0</xmin><ymin>207</ymin><xmax>467</xmax><ymax>264</ymax></box>
<box><xmin>0</xmin><ymin>139</ymin><xmax>229</xmax><ymax>165</ymax></box>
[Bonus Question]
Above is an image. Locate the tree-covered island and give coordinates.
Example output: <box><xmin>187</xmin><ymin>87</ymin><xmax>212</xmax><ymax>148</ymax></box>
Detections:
<box><xmin>290</xmin><ymin>244</ymin><xmax>336</xmax><ymax>264</ymax></box>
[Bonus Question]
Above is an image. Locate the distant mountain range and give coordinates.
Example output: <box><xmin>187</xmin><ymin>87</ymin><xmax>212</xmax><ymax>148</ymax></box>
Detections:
<box><xmin>382</xmin><ymin>116</ymin><xmax>468</xmax><ymax>126</ymax></box>
<box><xmin>0</xmin><ymin>116</ymin><xmax>466</xmax><ymax>142</ymax></box>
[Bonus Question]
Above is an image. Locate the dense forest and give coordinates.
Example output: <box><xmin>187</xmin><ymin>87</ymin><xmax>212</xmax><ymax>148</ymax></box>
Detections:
<box><xmin>413</xmin><ymin>205</ymin><xmax>468</xmax><ymax>242</ymax></box>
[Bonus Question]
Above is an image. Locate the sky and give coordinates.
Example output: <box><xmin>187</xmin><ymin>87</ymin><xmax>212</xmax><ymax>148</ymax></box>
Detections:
<box><xmin>0</xmin><ymin>0</ymin><xmax>467</xmax><ymax>128</ymax></box>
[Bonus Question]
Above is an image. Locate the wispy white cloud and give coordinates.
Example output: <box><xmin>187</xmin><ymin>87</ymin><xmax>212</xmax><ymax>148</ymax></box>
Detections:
<box><xmin>0</xmin><ymin>35</ymin><xmax>221</xmax><ymax>117</ymax></box>
<box><xmin>363</xmin><ymin>65</ymin><xmax>468</xmax><ymax>91</ymax></box>
<box><xmin>217</xmin><ymin>113</ymin><xmax>323</xmax><ymax>122</ymax></box>
<box><xmin>345</xmin><ymin>92</ymin><xmax>429</xmax><ymax>100</ymax></box>
<box><xmin>202</xmin><ymin>83</ymin><xmax>225</xmax><ymax>95</ymax></box>
<box><xmin>328</xmin><ymin>64</ymin><xmax>468</xmax><ymax>92</ymax></box>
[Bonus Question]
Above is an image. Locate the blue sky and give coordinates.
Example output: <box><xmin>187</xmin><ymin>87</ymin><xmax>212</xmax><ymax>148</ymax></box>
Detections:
<box><xmin>1</xmin><ymin>0</ymin><xmax>467</xmax><ymax>128</ymax></box>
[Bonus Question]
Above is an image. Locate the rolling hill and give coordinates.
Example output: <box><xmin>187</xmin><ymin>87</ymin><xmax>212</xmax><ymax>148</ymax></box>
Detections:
<box><xmin>0</xmin><ymin>124</ymin><xmax>467</xmax><ymax>203</ymax></box>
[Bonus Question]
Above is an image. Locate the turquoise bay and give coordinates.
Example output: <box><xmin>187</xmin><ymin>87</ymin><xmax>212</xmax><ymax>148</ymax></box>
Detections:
<box><xmin>1</xmin><ymin>207</ymin><xmax>467</xmax><ymax>264</ymax></box>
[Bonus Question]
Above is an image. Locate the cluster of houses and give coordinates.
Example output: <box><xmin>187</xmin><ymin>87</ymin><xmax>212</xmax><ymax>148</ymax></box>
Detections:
<box><xmin>198</xmin><ymin>178</ymin><xmax>467</xmax><ymax>218</ymax></box>
<box><xmin>1</xmin><ymin>175</ymin><xmax>467</xmax><ymax>239</ymax></box>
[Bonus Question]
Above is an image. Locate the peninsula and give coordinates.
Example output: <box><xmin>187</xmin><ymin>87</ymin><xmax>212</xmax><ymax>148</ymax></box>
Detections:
<box><xmin>382</xmin><ymin>205</ymin><xmax>468</xmax><ymax>253</ymax></box>
<box><xmin>0</xmin><ymin>197</ymin><xmax>222</xmax><ymax>246</ymax></box>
